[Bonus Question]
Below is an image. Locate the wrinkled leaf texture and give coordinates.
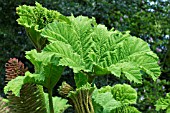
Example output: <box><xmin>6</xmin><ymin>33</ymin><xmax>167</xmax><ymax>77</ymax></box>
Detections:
<box><xmin>16</xmin><ymin>2</ymin><xmax>69</xmax><ymax>50</ymax></box>
<box><xmin>16</xmin><ymin>2</ymin><xmax>61</xmax><ymax>31</ymax></box>
<box><xmin>92</xmin><ymin>84</ymin><xmax>140</xmax><ymax>113</ymax></box>
<box><xmin>41</xmin><ymin>15</ymin><xmax>160</xmax><ymax>83</ymax></box>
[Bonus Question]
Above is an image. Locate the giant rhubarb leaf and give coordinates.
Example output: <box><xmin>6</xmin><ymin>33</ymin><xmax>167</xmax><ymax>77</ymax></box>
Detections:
<box><xmin>41</xmin><ymin>14</ymin><xmax>160</xmax><ymax>83</ymax></box>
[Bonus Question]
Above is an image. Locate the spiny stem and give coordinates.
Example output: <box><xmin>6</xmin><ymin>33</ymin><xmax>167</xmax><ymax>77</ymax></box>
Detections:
<box><xmin>48</xmin><ymin>88</ymin><xmax>54</xmax><ymax>113</ymax></box>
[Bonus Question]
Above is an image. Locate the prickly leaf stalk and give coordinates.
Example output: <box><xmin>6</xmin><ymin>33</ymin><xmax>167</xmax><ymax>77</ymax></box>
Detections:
<box><xmin>68</xmin><ymin>83</ymin><xmax>95</xmax><ymax>113</ymax></box>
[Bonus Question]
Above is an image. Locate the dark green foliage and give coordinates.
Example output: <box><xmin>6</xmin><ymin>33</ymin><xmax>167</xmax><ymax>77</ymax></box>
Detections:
<box><xmin>155</xmin><ymin>92</ymin><xmax>170</xmax><ymax>112</ymax></box>
<box><xmin>132</xmin><ymin>77</ymin><xmax>169</xmax><ymax>113</ymax></box>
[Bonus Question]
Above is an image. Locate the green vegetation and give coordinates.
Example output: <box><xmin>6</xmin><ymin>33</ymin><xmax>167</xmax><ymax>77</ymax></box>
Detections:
<box><xmin>0</xmin><ymin>0</ymin><xmax>169</xmax><ymax>113</ymax></box>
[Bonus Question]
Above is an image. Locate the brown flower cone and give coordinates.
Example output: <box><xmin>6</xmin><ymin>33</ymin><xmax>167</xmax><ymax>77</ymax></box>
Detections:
<box><xmin>5</xmin><ymin>58</ymin><xmax>28</xmax><ymax>82</ymax></box>
<box><xmin>2</xmin><ymin>58</ymin><xmax>28</xmax><ymax>113</ymax></box>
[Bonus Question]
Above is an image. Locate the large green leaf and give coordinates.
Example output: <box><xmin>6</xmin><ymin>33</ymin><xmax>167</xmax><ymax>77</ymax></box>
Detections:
<box><xmin>107</xmin><ymin>35</ymin><xmax>160</xmax><ymax>82</ymax></box>
<box><xmin>92</xmin><ymin>91</ymin><xmax>122</xmax><ymax>113</ymax></box>
<box><xmin>42</xmin><ymin>15</ymin><xmax>96</xmax><ymax>57</ymax></box>
<box><xmin>92</xmin><ymin>25</ymin><xmax>160</xmax><ymax>83</ymax></box>
<box><xmin>26</xmin><ymin>49</ymin><xmax>64</xmax><ymax>88</ymax></box>
<box><xmin>4</xmin><ymin>73</ymin><xmax>43</xmax><ymax>96</ymax></box>
<box><xmin>90</xmin><ymin>25</ymin><xmax>160</xmax><ymax>83</ymax></box>
<box><xmin>41</xmin><ymin>16</ymin><xmax>96</xmax><ymax>71</ymax></box>
<box><xmin>92</xmin><ymin>84</ymin><xmax>140</xmax><ymax>113</ymax></box>
<box><xmin>26</xmin><ymin>49</ymin><xmax>61</xmax><ymax>73</ymax></box>
<box><xmin>41</xmin><ymin>15</ymin><xmax>160</xmax><ymax>83</ymax></box>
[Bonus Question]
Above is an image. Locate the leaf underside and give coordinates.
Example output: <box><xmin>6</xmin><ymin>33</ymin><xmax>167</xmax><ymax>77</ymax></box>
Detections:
<box><xmin>7</xmin><ymin>84</ymin><xmax>47</xmax><ymax>113</ymax></box>
<box><xmin>6</xmin><ymin>84</ymin><xmax>70</xmax><ymax>113</ymax></box>
<box><xmin>25</xmin><ymin>50</ymin><xmax>64</xmax><ymax>89</ymax></box>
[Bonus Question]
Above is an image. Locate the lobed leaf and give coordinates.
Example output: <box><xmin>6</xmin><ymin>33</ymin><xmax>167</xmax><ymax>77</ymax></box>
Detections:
<box><xmin>41</xmin><ymin>15</ymin><xmax>161</xmax><ymax>83</ymax></box>
<box><xmin>92</xmin><ymin>84</ymin><xmax>139</xmax><ymax>113</ymax></box>
<box><xmin>5</xmin><ymin>49</ymin><xmax>64</xmax><ymax>96</ymax></box>
<box><xmin>4</xmin><ymin>76</ymin><xmax>24</xmax><ymax>97</ymax></box>
<box><xmin>4</xmin><ymin>72</ymin><xmax>43</xmax><ymax>97</ymax></box>
<box><xmin>26</xmin><ymin>49</ymin><xmax>64</xmax><ymax>88</ymax></box>
<box><xmin>90</xmin><ymin>26</ymin><xmax>160</xmax><ymax>83</ymax></box>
